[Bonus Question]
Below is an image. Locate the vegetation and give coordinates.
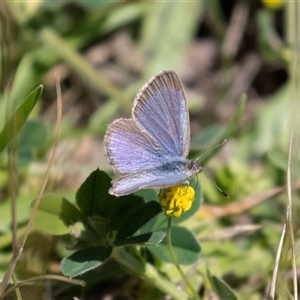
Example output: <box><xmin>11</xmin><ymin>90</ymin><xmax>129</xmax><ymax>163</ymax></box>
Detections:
<box><xmin>0</xmin><ymin>1</ymin><xmax>298</xmax><ymax>299</ymax></box>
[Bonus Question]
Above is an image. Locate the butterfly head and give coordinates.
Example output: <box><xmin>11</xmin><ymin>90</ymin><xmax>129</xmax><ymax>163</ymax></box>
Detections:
<box><xmin>187</xmin><ymin>160</ymin><xmax>203</xmax><ymax>174</ymax></box>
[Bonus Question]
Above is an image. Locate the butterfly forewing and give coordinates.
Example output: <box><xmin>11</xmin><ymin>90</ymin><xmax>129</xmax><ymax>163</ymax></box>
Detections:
<box><xmin>132</xmin><ymin>71</ymin><xmax>190</xmax><ymax>158</ymax></box>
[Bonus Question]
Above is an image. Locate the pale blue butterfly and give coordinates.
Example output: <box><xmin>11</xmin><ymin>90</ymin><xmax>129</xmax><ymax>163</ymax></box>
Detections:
<box><xmin>104</xmin><ymin>71</ymin><xmax>226</xmax><ymax>197</ymax></box>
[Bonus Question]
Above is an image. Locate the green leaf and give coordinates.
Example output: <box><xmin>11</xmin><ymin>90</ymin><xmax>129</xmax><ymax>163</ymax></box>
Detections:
<box><xmin>148</xmin><ymin>226</ymin><xmax>201</xmax><ymax>265</ymax></box>
<box><xmin>0</xmin><ymin>85</ymin><xmax>43</xmax><ymax>153</ymax></box>
<box><xmin>114</xmin><ymin>231</ymin><xmax>166</xmax><ymax>247</ymax></box>
<box><xmin>68</xmin><ymin>216</ymin><xmax>112</xmax><ymax>249</ymax></box>
<box><xmin>207</xmin><ymin>270</ymin><xmax>238</xmax><ymax>300</ymax></box>
<box><xmin>134</xmin><ymin>188</ymin><xmax>159</xmax><ymax>202</ymax></box>
<box><xmin>77</xmin><ymin>259</ymin><xmax>126</xmax><ymax>285</ymax></box>
<box><xmin>61</xmin><ymin>246</ymin><xmax>112</xmax><ymax>277</ymax></box>
<box><xmin>32</xmin><ymin>195</ymin><xmax>83</xmax><ymax>235</ymax></box>
<box><xmin>109</xmin><ymin>194</ymin><xmax>145</xmax><ymax>230</ymax></box>
<box><xmin>19</xmin><ymin>120</ymin><xmax>47</xmax><ymax>150</ymax></box>
<box><xmin>76</xmin><ymin>169</ymin><xmax>114</xmax><ymax>217</ymax></box>
<box><xmin>18</xmin><ymin>149</ymin><xmax>33</xmax><ymax>168</ymax></box>
<box><xmin>18</xmin><ymin>120</ymin><xmax>48</xmax><ymax>167</ymax></box>
<box><xmin>115</xmin><ymin>201</ymin><xmax>162</xmax><ymax>240</ymax></box>
<box><xmin>76</xmin><ymin>169</ymin><xmax>144</xmax><ymax>230</ymax></box>
<box><xmin>0</xmin><ymin>196</ymin><xmax>32</xmax><ymax>235</ymax></box>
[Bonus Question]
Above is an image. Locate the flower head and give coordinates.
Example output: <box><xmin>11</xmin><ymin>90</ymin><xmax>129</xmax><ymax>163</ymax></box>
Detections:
<box><xmin>261</xmin><ymin>0</ymin><xmax>284</xmax><ymax>10</ymax></box>
<box><xmin>159</xmin><ymin>185</ymin><xmax>195</xmax><ymax>218</ymax></box>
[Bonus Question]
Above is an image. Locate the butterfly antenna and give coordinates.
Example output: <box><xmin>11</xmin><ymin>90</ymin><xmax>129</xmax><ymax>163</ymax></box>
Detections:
<box><xmin>202</xmin><ymin>169</ymin><xmax>229</xmax><ymax>199</ymax></box>
<box><xmin>194</xmin><ymin>139</ymin><xmax>229</xmax><ymax>198</ymax></box>
<box><xmin>195</xmin><ymin>139</ymin><xmax>227</xmax><ymax>162</ymax></box>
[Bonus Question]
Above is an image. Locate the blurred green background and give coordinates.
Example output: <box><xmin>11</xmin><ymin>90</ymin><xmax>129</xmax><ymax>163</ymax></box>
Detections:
<box><xmin>1</xmin><ymin>0</ymin><xmax>299</xmax><ymax>299</ymax></box>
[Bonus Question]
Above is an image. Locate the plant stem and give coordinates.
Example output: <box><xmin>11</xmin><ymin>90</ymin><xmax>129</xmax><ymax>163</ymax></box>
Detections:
<box><xmin>11</xmin><ymin>273</ymin><xmax>22</xmax><ymax>300</ymax></box>
<box><xmin>113</xmin><ymin>247</ymin><xmax>187</xmax><ymax>300</ymax></box>
<box><xmin>167</xmin><ymin>217</ymin><xmax>201</xmax><ymax>300</ymax></box>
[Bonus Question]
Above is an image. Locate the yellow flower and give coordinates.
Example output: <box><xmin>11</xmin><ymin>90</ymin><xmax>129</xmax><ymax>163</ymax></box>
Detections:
<box><xmin>261</xmin><ymin>0</ymin><xmax>284</xmax><ymax>10</ymax></box>
<box><xmin>159</xmin><ymin>185</ymin><xmax>195</xmax><ymax>218</ymax></box>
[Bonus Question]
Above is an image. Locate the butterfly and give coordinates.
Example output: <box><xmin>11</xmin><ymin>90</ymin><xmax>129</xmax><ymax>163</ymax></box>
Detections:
<box><xmin>104</xmin><ymin>71</ymin><xmax>224</xmax><ymax>197</ymax></box>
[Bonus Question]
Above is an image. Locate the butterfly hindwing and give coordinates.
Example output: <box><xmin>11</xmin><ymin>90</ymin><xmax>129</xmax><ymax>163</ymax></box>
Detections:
<box><xmin>110</xmin><ymin>164</ymin><xmax>191</xmax><ymax>196</ymax></box>
<box><xmin>104</xmin><ymin>118</ymin><xmax>171</xmax><ymax>175</ymax></box>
